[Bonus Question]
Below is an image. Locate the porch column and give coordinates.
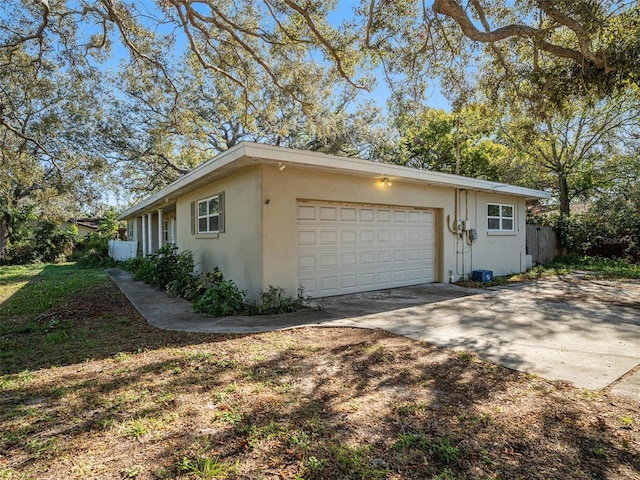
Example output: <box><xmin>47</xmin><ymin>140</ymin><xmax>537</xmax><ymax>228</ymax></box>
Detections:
<box><xmin>131</xmin><ymin>217</ymin><xmax>138</xmax><ymax>243</ymax></box>
<box><xmin>147</xmin><ymin>212</ymin><xmax>153</xmax><ymax>253</ymax></box>
<box><xmin>140</xmin><ymin>215</ymin><xmax>147</xmax><ymax>256</ymax></box>
<box><xmin>157</xmin><ymin>209</ymin><xmax>164</xmax><ymax>248</ymax></box>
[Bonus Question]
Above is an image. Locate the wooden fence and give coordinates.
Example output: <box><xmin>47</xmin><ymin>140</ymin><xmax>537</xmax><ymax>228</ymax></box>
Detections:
<box><xmin>526</xmin><ymin>224</ymin><xmax>561</xmax><ymax>265</ymax></box>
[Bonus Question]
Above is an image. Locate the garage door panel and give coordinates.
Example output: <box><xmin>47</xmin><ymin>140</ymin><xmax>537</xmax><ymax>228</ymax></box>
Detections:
<box><xmin>408</xmin><ymin>248</ymin><xmax>422</xmax><ymax>261</ymax></box>
<box><xmin>320</xmin><ymin>254</ymin><xmax>338</xmax><ymax>267</ymax></box>
<box><xmin>360</xmin><ymin>273</ymin><xmax>376</xmax><ymax>286</ymax></box>
<box><xmin>320</xmin><ymin>231</ymin><xmax>338</xmax><ymax>244</ymax></box>
<box><xmin>297</xmin><ymin>202</ymin><xmax>436</xmax><ymax>297</ymax></box>
<box><xmin>393</xmin><ymin>250</ymin><xmax>407</xmax><ymax>261</ymax></box>
<box><xmin>393</xmin><ymin>270</ymin><xmax>408</xmax><ymax>282</ymax></box>
<box><xmin>299</xmin><ymin>277</ymin><xmax>317</xmax><ymax>293</ymax></box>
<box><xmin>359</xmin><ymin>209</ymin><xmax>375</xmax><ymax>221</ymax></box>
<box><xmin>340</xmin><ymin>208</ymin><xmax>357</xmax><ymax>221</ymax></box>
<box><xmin>298</xmin><ymin>205</ymin><xmax>316</xmax><ymax>220</ymax></box>
<box><xmin>377</xmin><ymin>209</ymin><xmax>391</xmax><ymax>221</ymax></box>
<box><xmin>298</xmin><ymin>254</ymin><xmax>317</xmax><ymax>269</ymax></box>
<box><xmin>341</xmin><ymin>275</ymin><xmax>358</xmax><ymax>289</ymax></box>
<box><xmin>394</xmin><ymin>230</ymin><xmax>407</xmax><ymax>242</ymax></box>
<box><xmin>378</xmin><ymin>250</ymin><xmax>392</xmax><ymax>262</ymax></box>
<box><xmin>360</xmin><ymin>230</ymin><xmax>375</xmax><ymax>243</ymax></box>
<box><xmin>341</xmin><ymin>252</ymin><xmax>358</xmax><ymax>266</ymax></box>
<box><xmin>360</xmin><ymin>251</ymin><xmax>376</xmax><ymax>263</ymax></box>
<box><xmin>378</xmin><ymin>230</ymin><xmax>392</xmax><ymax>244</ymax></box>
<box><xmin>320</xmin><ymin>206</ymin><xmax>338</xmax><ymax>220</ymax></box>
<box><xmin>378</xmin><ymin>271</ymin><xmax>392</xmax><ymax>285</ymax></box>
<box><xmin>341</xmin><ymin>230</ymin><xmax>357</xmax><ymax>243</ymax></box>
<box><xmin>298</xmin><ymin>230</ymin><xmax>317</xmax><ymax>245</ymax></box>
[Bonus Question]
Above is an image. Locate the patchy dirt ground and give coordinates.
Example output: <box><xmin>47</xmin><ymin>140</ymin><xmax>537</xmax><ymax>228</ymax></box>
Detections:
<box><xmin>1</xmin><ymin>277</ymin><xmax>640</xmax><ymax>479</ymax></box>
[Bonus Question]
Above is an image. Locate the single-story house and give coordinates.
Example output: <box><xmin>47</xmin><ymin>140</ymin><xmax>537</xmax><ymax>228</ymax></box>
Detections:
<box><xmin>117</xmin><ymin>142</ymin><xmax>549</xmax><ymax>299</ymax></box>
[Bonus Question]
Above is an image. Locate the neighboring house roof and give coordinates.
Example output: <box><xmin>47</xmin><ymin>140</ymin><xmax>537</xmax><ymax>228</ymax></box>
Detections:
<box><xmin>73</xmin><ymin>218</ymin><xmax>101</xmax><ymax>230</ymax></box>
<box><xmin>118</xmin><ymin>142</ymin><xmax>550</xmax><ymax>220</ymax></box>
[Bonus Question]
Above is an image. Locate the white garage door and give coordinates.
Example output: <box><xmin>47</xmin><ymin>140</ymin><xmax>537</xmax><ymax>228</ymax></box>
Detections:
<box><xmin>297</xmin><ymin>201</ymin><xmax>436</xmax><ymax>297</ymax></box>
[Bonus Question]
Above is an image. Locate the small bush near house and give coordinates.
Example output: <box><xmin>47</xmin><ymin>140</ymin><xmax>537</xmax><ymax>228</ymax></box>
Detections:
<box><xmin>124</xmin><ymin>255</ymin><xmax>309</xmax><ymax>318</ymax></box>
<box><xmin>193</xmin><ymin>279</ymin><xmax>246</xmax><ymax>317</ymax></box>
<box><xmin>251</xmin><ymin>285</ymin><xmax>306</xmax><ymax>315</ymax></box>
<box><xmin>124</xmin><ymin>245</ymin><xmax>198</xmax><ymax>297</ymax></box>
<box><xmin>71</xmin><ymin>232</ymin><xmax>114</xmax><ymax>267</ymax></box>
<box><xmin>69</xmin><ymin>213</ymin><xmax>121</xmax><ymax>267</ymax></box>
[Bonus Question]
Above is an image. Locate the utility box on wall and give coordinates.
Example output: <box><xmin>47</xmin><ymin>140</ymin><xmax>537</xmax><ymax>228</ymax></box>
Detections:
<box><xmin>472</xmin><ymin>270</ymin><xmax>494</xmax><ymax>282</ymax></box>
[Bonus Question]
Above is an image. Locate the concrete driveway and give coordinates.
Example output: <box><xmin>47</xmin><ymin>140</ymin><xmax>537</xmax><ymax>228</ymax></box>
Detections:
<box><xmin>107</xmin><ymin>269</ymin><xmax>640</xmax><ymax>400</ymax></box>
<box><xmin>320</xmin><ymin>276</ymin><xmax>640</xmax><ymax>397</ymax></box>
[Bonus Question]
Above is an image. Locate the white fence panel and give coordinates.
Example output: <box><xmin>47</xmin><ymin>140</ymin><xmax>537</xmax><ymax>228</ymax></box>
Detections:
<box><xmin>108</xmin><ymin>240</ymin><xmax>138</xmax><ymax>261</ymax></box>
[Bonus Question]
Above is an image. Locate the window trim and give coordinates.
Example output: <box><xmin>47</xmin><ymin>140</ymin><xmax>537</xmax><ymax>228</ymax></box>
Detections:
<box><xmin>487</xmin><ymin>202</ymin><xmax>515</xmax><ymax>232</ymax></box>
<box><xmin>162</xmin><ymin>219</ymin><xmax>170</xmax><ymax>244</ymax></box>
<box><xmin>191</xmin><ymin>192</ymin><xmax>225</xmax><ymax>236</ymax></box>
<box><xmin>197</xmin><ymin>194</ymin><xmax>220</xmax><ymax>234</ymax></box>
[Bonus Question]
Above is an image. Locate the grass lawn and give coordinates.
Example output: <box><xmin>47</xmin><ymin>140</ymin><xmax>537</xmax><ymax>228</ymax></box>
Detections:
<box><xmin>1</xmin><ymin>263</ymin><xmax>639</xmax><ymax>479</ymax></box>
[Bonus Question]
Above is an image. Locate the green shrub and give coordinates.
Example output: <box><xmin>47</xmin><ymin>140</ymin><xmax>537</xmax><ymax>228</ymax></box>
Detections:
<box><xmin>32</xmin><ymin>222</ymin><xmax>76</xmax><ymax>263</ymax></box>
<box><xmin>126</xmin><ymin>255</ymin><xmax>155</xmax><ymax>284</ymax></box>
<box><xmin>71</xmin><ymin>232</ymin><xmax>114</xmax><ymax>267</ymax></box>
<box><xmin>147</xmin><ymin>245</ymin><xmax>181</xmax><ymax>289</ymax></box>
<box><xmin>193</xmin><ymin>280</ymin><xmax>246</xmax><ymax>317</ymax></box>
<box><xmin>123</xmin><ymin>245</ymin><xmax>197</xmax><ymax>296</ymax></box>
<box><xmin>166</xmin><ymin>250</ymin><xmax>198</xmax><ymax>298</ymax></box>
<box><xmin>181</xmin><ymin>267</ymin><xmax>224</xmax><ymax>301</ymax></box>
<box><xmin>254</xmin><ymin>285</ymin><xmax>305</xmax><ymax>315</ymax></box>
<box><xmin>4</xmin><ymin>241</ymin><xmax>37</xmax><ymax>265</ymax></box>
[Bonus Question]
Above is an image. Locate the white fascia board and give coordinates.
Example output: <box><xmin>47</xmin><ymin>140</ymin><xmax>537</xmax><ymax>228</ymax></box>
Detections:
<box><xmin>243</xmin><ymin>142</ymin><xmax>551</xmax><ymax>199</ymax></box>
<box><xmin>118</xmin><ymin>142</ymin><xmax>550</xmax><ymax>220</ymax></box>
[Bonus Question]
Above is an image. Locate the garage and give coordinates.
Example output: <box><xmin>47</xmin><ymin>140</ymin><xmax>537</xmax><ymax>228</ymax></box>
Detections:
<box><xmin>296</xmin><ymin>201</ymin><xmax>436</xmax><ymax>297</ymax></box>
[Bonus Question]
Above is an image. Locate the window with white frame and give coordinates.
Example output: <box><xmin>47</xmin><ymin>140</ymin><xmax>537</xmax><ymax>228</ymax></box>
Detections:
<box><xmin>162</xmin><ymin>219</ymin><xmax>170</xmax><ymax>244</ymax></box>
<box><xmin>197</xmin><ymin>195</ymin><xmax>220</xmax><ymax>233</ymax></box>
<box><xmin>487</xmin><ymin>203</ymin><xmax>514</xmax><ymax>232</ymax></box>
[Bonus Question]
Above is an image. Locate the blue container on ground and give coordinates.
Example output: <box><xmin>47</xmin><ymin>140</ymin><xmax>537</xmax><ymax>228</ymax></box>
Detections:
<box><xmin>472</xmin><ymin>270</ymin><xmax>494</xmax><ymax>282</ymax></box>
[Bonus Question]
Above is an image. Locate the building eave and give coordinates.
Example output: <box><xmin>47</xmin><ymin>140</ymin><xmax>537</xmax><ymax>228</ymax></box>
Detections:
<box><xmin>118</xmin><ymin>142</ymin><xmax>550</xmax><ymax>220</ymax></box>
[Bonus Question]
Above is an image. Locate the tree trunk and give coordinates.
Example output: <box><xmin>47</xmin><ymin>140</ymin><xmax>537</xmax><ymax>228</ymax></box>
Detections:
<box><xmin>558</xmin><ymin>173</ymin><xmax>571</xmax><ymax>216</ymax></box>
<box><xmin>0</xmin><ymin>212</ymin><xmax>10</xmax><ymax>260</ymax></box>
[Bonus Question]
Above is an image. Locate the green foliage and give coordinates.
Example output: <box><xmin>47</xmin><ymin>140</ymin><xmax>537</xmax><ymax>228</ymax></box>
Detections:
<box><xmin>125</xmin><ymin>252</ymin><xmax>308</xmax><ymax>318</ymax></box>
<box><xmin>393</xmin><ymin>433</ymin><xmax>460</xmax><ymax>467</ymax></box>
<box><xmin>182</xmin><ymin>267</ymin><xmax>224</xmax><ymax>301</ymax></box>
<box><xmin>124</xmin><ymin>245</ymin><xmax>198</xmax><ymax>297</ymax></box>
<box><xmin>393</xmin><ymin>105</ymin><xmax>507</xmax><ymax>181</ymax></box>
<box><xmin>72</xmin><ymin>232</ymin><xmax>113</xmax><ymax>267</ymax></box>
<box><xmin>193</xmin><ymin>280</ymin><xmax>246</xmax><ymax>317</ymax></box>
<box><xmin>431</xmin><ymin>438</ymin><xmax>460</xmax><ymax>466</ymax></box>
<box><xmin>253</xmin><ymin>285</ymin><xmax>305</xmax><ymax>315</ymax></box>
<box><xmin>177</xmin><ymin>456</ymin><xmax>236</xmax><ymax>479</ymax></box>
<box><xmin>166</xmin><ymin>251</ymin><xmax>199</xmax><ymax>299</ymax></box>
<box><xmin>551</xmin><ymin>256</ymin><xmax>640</xmax><ymax>279</ymax></box>
<box><xmin>31</xmin><ymin>222</ymin><xmax>76</xmax><ymax>263</ymax></box>
<box><xmin>333</xmin><ymin>446</ymin><xmax>389</xmax><ymax>479</ymax></box>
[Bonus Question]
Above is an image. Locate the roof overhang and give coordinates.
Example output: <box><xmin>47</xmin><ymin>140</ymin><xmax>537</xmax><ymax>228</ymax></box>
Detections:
<box><xmin>118</xmin><ymin>142</ymin><xmax>550</xmax><ymax>220</ymax></box>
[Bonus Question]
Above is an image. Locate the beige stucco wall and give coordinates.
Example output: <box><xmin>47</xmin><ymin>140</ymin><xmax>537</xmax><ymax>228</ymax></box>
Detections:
<box><xmin>453</xmin><ymin>190</ymin><xmax>528</xmax><ymax>278</ymax></box>
<box><xmin>175</xmin><ymin>167</ymin><xmax>263</xmax><ymax>297</ymax></box>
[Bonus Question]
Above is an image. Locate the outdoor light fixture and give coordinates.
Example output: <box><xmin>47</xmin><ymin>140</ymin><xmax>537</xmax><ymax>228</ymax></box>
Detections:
<box><xmin>278</xmin><ymin>162</ymin><xmax>286</xmax><ymax>171</ymax></box>
<box><xmin>380</xmin><ymin>177</ymin><xmax>391</xmax><ymax>186</ymax></box>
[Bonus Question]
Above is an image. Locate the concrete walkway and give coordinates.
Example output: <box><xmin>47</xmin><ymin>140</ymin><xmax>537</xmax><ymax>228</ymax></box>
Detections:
<box><xmin>106</xmin><ymin>269</ymin><xmax>640</xmax><ymax>402</ymax></box>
